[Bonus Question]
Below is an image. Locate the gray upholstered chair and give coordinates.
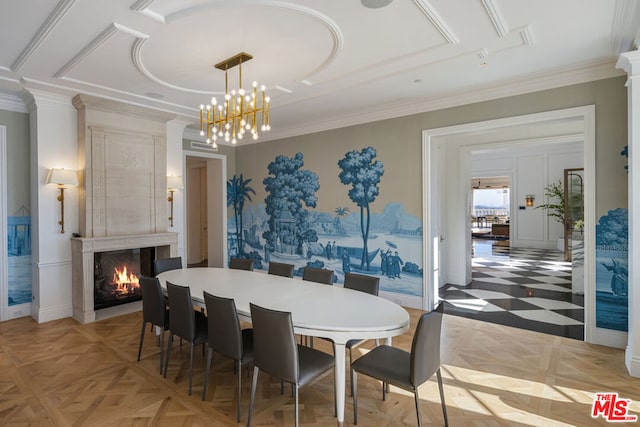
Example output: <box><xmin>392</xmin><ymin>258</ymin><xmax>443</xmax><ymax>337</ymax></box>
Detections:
<box><xmin>202</xmin><ymin>291</ymin><xmax>254</xmax><ymax>422</ymax></box>
<box><xmin>351</xmin><ymin>303</ymin><xmax>448</xmax><ymax>426</ymax></box>
<box><xmin>301</xmin><ymin>267</ymin><xmax>335</xmax><ymax>347</ymax></box>
<box><xmin>153</xmin><ymin>257</ymin><xmax>182</xmax><ymax>275</ymax></box>
<box><xmin>163</xmin><ymin>282</ymin><xmax>208</xmax><ymax>396</ymax></box>
<box><xmin>302</xmin><ymin>266</ymin><xmax>334</xmax><ymax>284</ymax></box>
<box><xmin>268</xmin><ymin>261</ymin><xmax>295</xmax><ymax>278</ymax></box>
<box><xmin>247</xmin><ymin>303</ymin><xmax>335</xmax><ymax>427</ymax></box>
<box><xmin>343</xmin><ymin>272</ymin><xmax>380</xmax><ymax>395</ymax></box>
<box><xmin>137</xmin><ymin>275</ymin><xmax>170</xmax><ymax>374</ymax></box>
<box><xmin>229</xmin><ymin>257</ymin><xmax>254</xmax><ymax>271</ymax></box>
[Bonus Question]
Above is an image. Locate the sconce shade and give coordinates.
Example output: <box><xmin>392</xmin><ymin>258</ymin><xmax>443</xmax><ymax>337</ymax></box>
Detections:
<box><xmin>167</xmin><ymin>175</ymin><xmax>184</xmax><ymax>190</ymax></box>
<box><xmin>525</xmin><ymin>194</ymin><xmax>535</xmax><ymax>207</ymax></box>
<box><xmin>47</xmin><ymin>168</ymin><xmax>78</xmax><ymax>186</ymax></box>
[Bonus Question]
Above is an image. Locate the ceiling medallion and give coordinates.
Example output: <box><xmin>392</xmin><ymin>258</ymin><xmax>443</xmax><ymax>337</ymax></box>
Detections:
<box><xmin>199</xmin><ymin>52</ymin><xmax>271</xmax><ymax>147</ymax></box>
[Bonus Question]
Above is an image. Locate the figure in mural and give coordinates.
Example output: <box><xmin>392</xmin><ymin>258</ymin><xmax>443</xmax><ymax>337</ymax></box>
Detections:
<box><xmin>227</xmin><ymin>174</ymin><xmax>255</xmax><ymax>256</ymax></box>
<box><xmin>602</xmin><ymin>259</ymin><xmax>628</xmax><ymax>296</ymax></box>
<box><xmin>391</xmin><ymin>251</ymin><xmax>403</xmax><ymax>278</ymax></box>
<box><xmin>342</xmin><ymin>250</ymin><xmax>351</xmax><ymax>274</ymax></box>
<box><xmin>338</xmin><ymin>147</ymin><xmax>384</xmax><ymax>270</ymax></box>
<box><xmin>380</xmin><ymin>249</ymin><xmax>389</xmax><ymax>276</ymax></box>
<box><xmin>263</xmin><ymin>153</ymin><xmax>320</xmax><ymax>256</ymax></box>
<box><xmin>325</xmin><ymin>240</ymin><xmax>332</xmax><ymax>259</ymax></box>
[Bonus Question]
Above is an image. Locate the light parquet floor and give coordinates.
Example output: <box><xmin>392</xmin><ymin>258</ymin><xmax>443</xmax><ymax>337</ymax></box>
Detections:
<box><xmin>0</xmin><ymin>308</ymin><xmax>638</xmax><ymax>426</ymax></box>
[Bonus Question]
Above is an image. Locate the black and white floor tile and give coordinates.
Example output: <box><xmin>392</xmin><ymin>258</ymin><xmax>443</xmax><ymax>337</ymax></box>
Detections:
<box><xmin>440</xmin><ymin>240</ymin><xmax>584</xmax><ymax>340</ymax></box>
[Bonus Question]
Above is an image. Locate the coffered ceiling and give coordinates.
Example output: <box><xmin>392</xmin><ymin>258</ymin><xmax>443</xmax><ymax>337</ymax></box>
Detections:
<box><xmin>0</xmin><ymin>0</ymin><xmax>638</xmax><ymax>143</ymax></box>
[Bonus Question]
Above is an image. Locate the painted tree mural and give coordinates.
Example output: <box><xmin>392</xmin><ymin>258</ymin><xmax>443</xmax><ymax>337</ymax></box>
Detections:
<box><xmin>338</xmin><ymin>147</ymin><xmax>384</xmax><ymax>270</ymax></box>
<box><xmin>263</xmin><ymin>153</ymin><xmax>320</xmax><ymax>254</ymax></box>
<box><xmin>227</xmin><ymin>174</ymin><xmax>255</xmax><ymax>255</ymax></box>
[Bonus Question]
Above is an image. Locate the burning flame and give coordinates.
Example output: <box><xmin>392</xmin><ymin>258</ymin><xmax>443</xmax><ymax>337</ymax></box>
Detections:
<box><xmin>112</xmin><ymin>266</ymin><xmax>139</xmax><ymax>295</ymax></box>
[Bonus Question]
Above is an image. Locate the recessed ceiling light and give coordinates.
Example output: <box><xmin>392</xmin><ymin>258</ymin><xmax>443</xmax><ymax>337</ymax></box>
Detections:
<box><xmin>361</xmin><ymin>0</ymin><xmax>394</xmax><ymax>9</ymax></box>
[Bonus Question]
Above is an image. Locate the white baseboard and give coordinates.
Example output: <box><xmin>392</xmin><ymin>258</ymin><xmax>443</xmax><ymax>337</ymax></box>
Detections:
<box><xmin>32</xmin><ymin>303</ymin><xmax>73</xmax><ymax>323</ymax></box>
<box><xmin>379</xmin><ymin>291</ymin><xmax>422</xmax><ymax>309</ymax></box>
<box><xmin>626</xmin><ymin>352</ymin><xmax>640</xmax><ymax>378</ymax></box>
<box><xmin>588</xmin><ymin>326</ymin><xmax>627</xmax><ymax>348</ymax></box>
<box><xmin>7</xmin><ymin>303</ymin><xmax>30</xmax><ymax>320</ymax></box>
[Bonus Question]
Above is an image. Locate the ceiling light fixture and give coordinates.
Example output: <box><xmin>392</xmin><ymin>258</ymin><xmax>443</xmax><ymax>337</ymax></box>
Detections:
<box><xmin>199</xmin><ymin>52</ymin><xmax>270</xmax><ymax>147</ymax></box>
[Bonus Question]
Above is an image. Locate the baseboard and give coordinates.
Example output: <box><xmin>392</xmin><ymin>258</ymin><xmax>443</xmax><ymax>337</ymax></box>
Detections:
<box><xmin>7</xmin><ymin>303</ymin><xmax>31</xmax><ymax>320</ymax></box>
<box><xmin>626</xmin><ymin>352</ymin><xmax>640</xmax><ymax>378</ymax></box>
<box><xmin>94</xmin><ymin>300</ymin><xmax>142</xmax><ymax>322</ymax></box>
<box><xmin>379</xmin><ymin>291</ymin><xmax>422</xmax><ymax>309</ymax></box>
<box><xmin>588</xmin><ymin>326</ymin><xmax>627</xmax><ymax>348</ymax></box>
<box><xmin>33</xmin><ymin>303</ymin><xmax>73</xmax><ymax>323</ymax></box>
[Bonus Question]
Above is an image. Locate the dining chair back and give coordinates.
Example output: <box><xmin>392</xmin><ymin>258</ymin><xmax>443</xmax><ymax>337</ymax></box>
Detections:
<box><xmin>153</xmin><ymin>257</ymin><xmax>182</xmax><ymax>275</ymax></box>
<box><xmin>268</xmin><ymin>262</ymin><xmax>295</xmax><ymax>278</ymax></box>
<box><xmin>351</xmin><ymin>303</ymin><xmax>447</xmax><ymax>426</ymax></box>
<box><xmin>302</xmin><ymin>267</ymin><xmax>334</xmax><ymax>285</ymax></box>
<box><xmin>247</xmin><ymin>303</ymin><xmax>334</xmax><ymax>427</ymax></box>
<box><xmin>342</xmin><ymin>272</ymin><xmax>380</xmax><ymax>395</ymax></box>
<box><xmin>164</xmin><ymin>281</ymin><xmax>208</xmax><ymax>395</ymax></box>
<box><xmin>137</xmin><ymin>275</ymin><xmax>169</xmax><ymax>374</ymax></box>
<box><xmin>229</xmin><ymin>257</ymin><xmax>254</xmax><ymax>271</ymax></box>
<box><xmin>344</xmin><ymin>272</ymin><xmax>379</xmax><ymax>295</ymax></box>
<box><xmin>202</xmin><ymin>291</ymin><xmax>254</xmax><ymax>421</ymax></box>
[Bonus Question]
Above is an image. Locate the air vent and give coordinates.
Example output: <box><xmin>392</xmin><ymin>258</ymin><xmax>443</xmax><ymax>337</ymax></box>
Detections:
<box><xmin>191</xmin><ymin>141</ymin><xmax>218</xmax><ymax>152</ymax></box>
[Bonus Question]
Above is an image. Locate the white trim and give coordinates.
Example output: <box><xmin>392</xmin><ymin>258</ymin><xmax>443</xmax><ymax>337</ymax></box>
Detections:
<box><xmin>412</xmin><ymin>0</ymin><xmax>459</xmax><ymax>44</ymax></box>
<box><xmin>422</xmin><ymin>106</ymin><xmax>597</xmax><ymax>346</ymax></box>
<box><xmin>379</xmin><ymin>291</ymin><xmax>422</xmax><ymax>310</ymax></box>
<box><xmin>589</xmin><ymin>327</ymin><xmax>627</xmax><ymax>349</ymax></box>
<box><xmin>182</xmin><ymin>150</ymin><xmax>228</xmax><ymax>267</ymax></box>
<box><xmin>0</xmin><ymin>93</ymin><xmax>28</xmax><ymax>113</ymax></box>
<box><xmin>0</xmin><ymin>126</ymin><xmax>7</xmax><ymax>321</ymax></box>
<box><xmin>33</xmin><ymin>304</ymin><xmax>73</xmax><ymax>324</ymax></box>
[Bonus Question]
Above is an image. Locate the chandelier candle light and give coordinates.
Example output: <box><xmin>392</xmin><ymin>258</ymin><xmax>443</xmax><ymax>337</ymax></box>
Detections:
<box><xmin>199</xmin><ymin>52</ymin><xmax>270</xmax><ymax>147</ymax></box>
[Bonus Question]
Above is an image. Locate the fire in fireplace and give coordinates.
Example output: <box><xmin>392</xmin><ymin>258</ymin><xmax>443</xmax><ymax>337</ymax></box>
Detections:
<box><xmin>94</xmin><ymin>248</ymin><xmax>154</xmax><ymax>310</ymax></box>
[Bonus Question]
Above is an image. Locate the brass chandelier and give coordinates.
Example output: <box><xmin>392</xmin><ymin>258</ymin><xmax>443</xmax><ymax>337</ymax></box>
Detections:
<box><xmin>199</xmin><ymin>52</ymin><xmax>271</xmax><ymax>147</ymax></box>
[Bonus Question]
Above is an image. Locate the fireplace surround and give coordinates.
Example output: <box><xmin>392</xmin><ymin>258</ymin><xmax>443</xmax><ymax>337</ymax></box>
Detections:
<box><xmin>70</xmin><ymin>95</ymin><xmax>179</xmax><ymax>323</ymax></box>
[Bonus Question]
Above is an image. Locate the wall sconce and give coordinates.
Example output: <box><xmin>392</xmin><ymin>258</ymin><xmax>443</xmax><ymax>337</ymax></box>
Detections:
<box><xmin>167</xmin><ymin>175</ymin><xmax>183</xmax><ymax>228</ymax></box>
<box><xmin>46</xmin><ymin>168</ymin><xmax>78</xmax><ymax>233</ymax></box>
<box><xmin>525</xmin><ymin>194</ymin><xmax>535</xmax><ymax>207</ymax></box>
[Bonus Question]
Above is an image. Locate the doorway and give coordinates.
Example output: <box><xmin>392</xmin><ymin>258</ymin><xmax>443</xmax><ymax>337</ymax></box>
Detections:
<box><xmin>423</xmin><ymin>106</ymin><xmax>596</xmax><ymax>343</ymax></box>
<box><xmin>183</xmin><ymin>151</ymin><xmax>227</xmax><ymax>269</ymax></box>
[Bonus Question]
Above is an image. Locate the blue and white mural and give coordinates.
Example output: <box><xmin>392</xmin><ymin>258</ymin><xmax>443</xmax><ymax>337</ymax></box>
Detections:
<box><xmin>595</xmin><ymin>144</ymin><xmax>629</xmax><ymax>331</ymax></box>
<box><xmin>228</xmin><ymin>148</ymin><xmax>423</xmax><ymax>296</ymax></box>
<box><xmin>8</xmin><ymin>207</ymin><xmax>32</xmax><ymax>306</ymax></box>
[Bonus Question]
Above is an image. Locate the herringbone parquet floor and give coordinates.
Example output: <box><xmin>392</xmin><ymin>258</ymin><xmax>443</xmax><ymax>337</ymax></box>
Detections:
<box><xmin>0</xmin><ymin>308</ymin><xmax>638</xmax><ymax>426</ymax></box>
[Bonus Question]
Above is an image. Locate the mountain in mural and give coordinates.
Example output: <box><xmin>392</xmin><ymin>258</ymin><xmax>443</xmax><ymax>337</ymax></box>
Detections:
<box><xmin>341</xmin><ymin>202</ymin><xmax>422</xmax><ymax>235</ymax></box>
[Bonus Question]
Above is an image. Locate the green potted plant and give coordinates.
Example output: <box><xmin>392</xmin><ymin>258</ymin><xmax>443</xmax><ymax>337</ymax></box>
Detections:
<box><xmin>535</xmin><ymin>180</ymin><xmax>566</xmax><ymax>251</ymax></box>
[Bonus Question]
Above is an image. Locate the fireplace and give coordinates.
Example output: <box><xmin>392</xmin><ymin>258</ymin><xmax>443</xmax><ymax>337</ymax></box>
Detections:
<box><xmin>93</xmin><ymin>247</ymin><xmax>154</xmax><ymax>310</ymax></box>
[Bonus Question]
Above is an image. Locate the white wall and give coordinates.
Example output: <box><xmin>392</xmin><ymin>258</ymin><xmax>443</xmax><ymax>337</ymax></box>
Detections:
<box><xmin>472</xmin><ymin>139</ymin><xmax>583</xmax><ymax>249</ymax></box>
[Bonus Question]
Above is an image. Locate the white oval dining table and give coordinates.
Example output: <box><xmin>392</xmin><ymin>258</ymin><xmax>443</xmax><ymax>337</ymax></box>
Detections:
<box><xmin>156</xmin><ymin>267</ymin><xmax>410</xmax><ymax>424</ymax></box>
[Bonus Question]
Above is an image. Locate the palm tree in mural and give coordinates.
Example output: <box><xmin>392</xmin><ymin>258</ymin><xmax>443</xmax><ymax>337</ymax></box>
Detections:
<box><xmin>227</xmin><ymin>174</ymin><xmax>255</xmax><ymax>255</ymax></box>
<box><xmin>334</xmin><ymin>206</ymin><xmax>350</xmax><ymax>234</ymax></box>
<box><xmin>338</xmin><ymin>147</ymin><xmax>384</xmax><ymax>270</ymax></box>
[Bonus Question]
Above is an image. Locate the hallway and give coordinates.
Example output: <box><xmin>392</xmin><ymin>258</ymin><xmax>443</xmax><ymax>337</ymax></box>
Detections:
<box><xmin>440</xmin><ymin>240</ymin><xmax>584</xmax><ymax>340</ymax></box>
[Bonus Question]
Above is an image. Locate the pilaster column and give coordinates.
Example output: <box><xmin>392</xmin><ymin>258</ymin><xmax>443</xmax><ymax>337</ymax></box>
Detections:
<box><xmin>166</xmin><ymin>119</ymin><xmax>191</xmax><ymax>262</ymax></box>
<box><xmin>24</xmin><ymin>89</ymin><xmax>78</xmax><ymax>323</ymax></box>
<box><xmin>617</xmin><ymin>49</ymin><xmax>640</xmax><ymax>377</ymax></box>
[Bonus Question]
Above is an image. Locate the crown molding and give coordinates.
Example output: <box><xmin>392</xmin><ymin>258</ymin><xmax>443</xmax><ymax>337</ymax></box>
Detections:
<box><xmin>611</xmin><ymin>0</ymin><xmax>640</xmax><ymax>55</ymax></box>
<box><xmin>0</xmin><ymin>93</ymin><xmax>27</xmax><ymax>113</ymax></box>
<box><xmin>130</xmin><ymin>0</ymin><xmax>155</xmax><ymax>12</ymax></box>
<box><xmin>259</xmin><ymin>59</ymin><xmax>623</xmax><ymax>143</ymax></box>
<box><xmin>11</xmin><ymin>0</ymin><xmax>78</xmax><ymax>72</ymax></box>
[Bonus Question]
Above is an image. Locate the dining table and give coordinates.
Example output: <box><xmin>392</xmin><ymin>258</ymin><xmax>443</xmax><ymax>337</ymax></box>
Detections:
<box><xmin>156</xmin><ymin>267</ymin><xmax>410</xmax><ymax>424</ymax></box>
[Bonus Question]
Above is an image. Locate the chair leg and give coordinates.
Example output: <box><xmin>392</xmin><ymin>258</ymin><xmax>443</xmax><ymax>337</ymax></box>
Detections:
<box><xmin>137</xmin><ymin>320</ymin><xmax>146</xmax><ymax>361</ymax></box>
<box><xmin>382</xmin><ymin>381</ymin><xmax>386</xmax><ymax>401</ymax></box>
<box><xmin>353</xmin><ymin>370</ymin><xmax>358</xmax><ymax>425</ymax></box>
<box><xmin>188</xmin><ymin>343</ymin><xmax>194</xmax><ymax>395</ymax></box>
<box><xmin>414</xmin><ymin>388</ymin><xmax>423</xmax><ymax>427</ymax></box>
<box><xmin>164</xmin><ymin>333</ymin><xmax>173</xmax><ymax>378</ymax></box>
<box><xmin>248</xmin><ymin>366</ymin><xmax>260</xmax><ymax>427</ymax></box>
<box><xmin>294</xmin><ymin>384</ymin><xmax>299</xmax><ymax>427</ymax></box>
<box><xmin>202</xmin><ymin>348</ymin><xmax>213</xmax><ymax>401</ymax></box>
<box><xmin>349</xmin><ymin>347</ymin><xmax>354</xmax><ymax>397</ymax></box>
<box><xmin>436</xmin><ymin>368</ymin><xmax>449</xmax><ymax>427</ymax></box>
<box><xmin>158</xmin><ymin>328</ymin><xmax>165</xmax><ymax>375</ymax></box>
<box><xmin>237</xmin><ymin>360</ymin><xmax>242</xmax><ymax>423</ymax></box>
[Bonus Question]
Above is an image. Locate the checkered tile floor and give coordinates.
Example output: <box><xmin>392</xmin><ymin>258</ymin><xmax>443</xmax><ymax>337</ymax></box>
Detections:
<box><xmin>440</xmin><ymin>240</ymin><xmax>584</xmax><ymax>340</ymax></box>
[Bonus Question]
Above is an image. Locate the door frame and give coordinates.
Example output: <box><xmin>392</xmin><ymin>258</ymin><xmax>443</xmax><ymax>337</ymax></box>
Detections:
<box><xmin>0</xmin><ymin>125</ymin><xmax>7</xmax><ymax>321</ymax></box>
<box><xmin>182</xmin><ymin>150</ymin><xmax>227</xmax><ymax>268</ymax></box>
<box><xmin>422</xmin><ymin>105</ymin><xmax>603</xmax><ymax>344</ymax></box>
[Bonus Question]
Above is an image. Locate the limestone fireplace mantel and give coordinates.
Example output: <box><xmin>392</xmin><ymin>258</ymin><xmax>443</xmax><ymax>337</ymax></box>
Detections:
<box><xmin>71</xmin><ymin>232</ymin><xmax>177</xmax><ymax>323</ymax></box>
